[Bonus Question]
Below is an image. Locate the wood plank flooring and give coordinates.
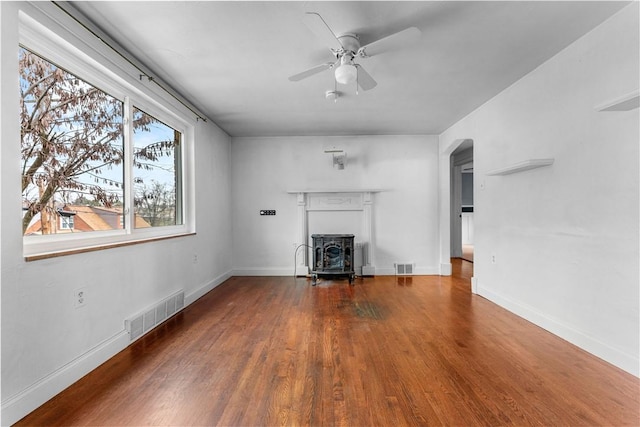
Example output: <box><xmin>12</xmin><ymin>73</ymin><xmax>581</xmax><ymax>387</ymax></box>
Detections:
<box><xmin>16</xmin><ymin>260</ymin><xmax>639</xmax><ymax>426</ymax></box>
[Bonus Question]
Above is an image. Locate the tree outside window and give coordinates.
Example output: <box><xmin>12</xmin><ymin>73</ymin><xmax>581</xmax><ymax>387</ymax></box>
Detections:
<box><xmin>133</xmin><ymin>108</ymin><xmax>182</xmax><ymax>227</ymax></box>
<box><xmin>20</xmin><ymin>47</ymin><xmax>182</xmax><ymax>236</ymax></box>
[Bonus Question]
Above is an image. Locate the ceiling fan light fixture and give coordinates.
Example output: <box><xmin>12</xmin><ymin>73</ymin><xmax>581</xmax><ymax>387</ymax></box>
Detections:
<box><xmin>334</xmin><ymin>62</ymin><xmax>357</xmax><ymax>85</ymax></box>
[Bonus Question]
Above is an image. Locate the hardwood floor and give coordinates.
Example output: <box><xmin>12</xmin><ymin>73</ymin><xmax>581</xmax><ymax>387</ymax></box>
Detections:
<box><xmin>17</xmin><ymin>260</ymin><xmax>639</xmax><ymax>426</ymax></box>
<box><xmin>462</xmin><ymin>244</ymin><xmax>474</xmax><ymax>263</ymax></box>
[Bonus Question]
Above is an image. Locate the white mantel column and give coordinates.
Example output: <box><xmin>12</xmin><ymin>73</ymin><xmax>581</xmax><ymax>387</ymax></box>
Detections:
<box><xmin>362</xmin><ymin>191</ymin><xmax>376</xmax><ymax>275</ymax></box>
<box><xmin>295</xmin><ymin>192</ymin><xmax>309</xmax><ymax>274</ymax></box>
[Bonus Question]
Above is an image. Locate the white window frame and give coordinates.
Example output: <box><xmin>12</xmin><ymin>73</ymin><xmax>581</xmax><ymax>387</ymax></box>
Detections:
<box><xmin>19</xmin><ymin>5</ymin><xmax>196</xmax><ymax>259</ymax></box>
<box><xmin>59</xmin><ymin>215</ymin><xmax>74</xmax><ymax>230</ymax></box>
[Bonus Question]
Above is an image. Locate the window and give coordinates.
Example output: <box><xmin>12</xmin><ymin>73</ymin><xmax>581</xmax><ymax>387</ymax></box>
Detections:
<box><xmin>132</xmin><ymin>108</ymin><xmax>182</xmax><ymax>228</ymax></box>
<box><xmin>59</xmin><ymin>215</ymin><xmax>74</xmax><ymax>230</ymax></box>
<box><xmin>19</xmin><ymin>33</ymin><xmax>193</xmax><ymax>258</ymax></box>
<box><xmin>20</xmin><ymin>47</ymin><xmax>125</xmax><ymax>236</ymax></box>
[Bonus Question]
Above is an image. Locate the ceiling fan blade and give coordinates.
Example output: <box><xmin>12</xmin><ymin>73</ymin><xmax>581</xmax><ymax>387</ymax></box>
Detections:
<box><xmin>288</xmin><ymin>62</ymin><xmax>334</xmax><ymax>82</ymax></box>
<box><xmin>357</xmin><ymin>27</ymin><xmax>421</xmax><ymax>58</ymax></box>
<box><xmin>356</xmin><ymin>65</ymin><xmax>377</xmax><ymax>91</ymax></box>
<box><xmin>303</xmin><ymin>12</ymin><xmax>343</xmax><ymax>52</ymax></box>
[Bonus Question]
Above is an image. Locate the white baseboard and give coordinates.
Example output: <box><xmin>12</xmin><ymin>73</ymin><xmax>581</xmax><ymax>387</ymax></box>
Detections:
<box><xmin>232</xmin><ymin>267</ymin><xmax>294</xmax><ymax>276</ymax></box>
<box><xmin>2</xmin><ymin>270</ymin><xmax>234</xmax><ymax>426</ymax></box>
<box><xmin>471</xmin><ymin>276</ymin><xmax>478</xmax><ymax>294</ymax></box>
<box><xmin>233</xmin><ymin>266</ymin><xmax>444</xmax><ymax>277</ymax></box>
<box><xmin>1</xmin><ymin>331</ymin><xmax>130</xmax><ymax>426</ymax></box>
<box><xmin>185</xmin><ymin>270</ymin><xmax>232</xmax><ymax>306</ymax></box>
<box><xmin>440</xmin><ymin>263</ymin><xmax>453</xmax><ymax>276</ymax></box>
<box><xmin>373</xmin><ymin>268</ymin><xmax>398</xmax><ymax>275</ymax></box>
<box><xmin>477</xmin><ymin>283</ymin><xmax>640</xmax><ymax>378</ymax></box>
<box><xmin>361</xmin><ymin>265</ymin><xmax>375</xmax><ymax>276</ymax></box>
<box><xmin>415</xmin><ymin>266</ymin><xmax>441</xmax><ymax>275</ymax></box>
<box><xmin>374</xmin><ymin>266</ymin><xmax>440</xmax><ymax>276</ymax></box>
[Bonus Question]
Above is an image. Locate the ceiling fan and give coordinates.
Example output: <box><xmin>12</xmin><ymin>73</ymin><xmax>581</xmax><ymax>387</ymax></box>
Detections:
<box><xmin>289</xmin><ymin>12</ymin><xmax>422</xmax><ymax>93</ymax></box>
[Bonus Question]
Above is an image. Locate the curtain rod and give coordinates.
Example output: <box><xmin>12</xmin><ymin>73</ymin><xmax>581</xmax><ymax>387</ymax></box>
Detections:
<box><xmin>51</xmin><ymin>1</ymin><xmax>207</xmax><ymax>123</ymax></box>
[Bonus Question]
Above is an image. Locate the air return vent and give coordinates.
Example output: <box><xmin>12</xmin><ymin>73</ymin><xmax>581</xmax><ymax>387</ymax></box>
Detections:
<box><xmin>125</xmin><ymin>290</ymin><xmax>185</xmax><ymax>342</ymax></box>
<box><xmin>394</xmin><ymin>263</ymin><xmax>415</xmax><ymax>276</ymax></box>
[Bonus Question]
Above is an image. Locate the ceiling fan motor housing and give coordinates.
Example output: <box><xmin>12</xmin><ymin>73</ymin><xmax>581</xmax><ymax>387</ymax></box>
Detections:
<box><xmin>333</xmin><ymin>34</ymin><xmax>360</xmax><ymax>85</ymax></box>
<box><xmin>335</xmin><ymin>34</ymin><xmax>360</xmax><ymax>58</ymax></box>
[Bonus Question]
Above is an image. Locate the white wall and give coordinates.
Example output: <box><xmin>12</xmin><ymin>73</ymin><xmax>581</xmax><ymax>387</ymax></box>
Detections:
<box><xmin>231</xmin><ymin>135</ymin><xmax>441</xmax><ymax>275</ymax></box>
<box><xmin>1</xmin><ymin>2</ymin><xmax>233</xmax><ymax>424</ymax></box>
<box><xmin>2</xmin><ymin>2</ymin><xmax>638</xmax><ymax>424</ymax></box>
<box><xmin>440</xmin><ymin>3</ymin><xmax>639</xmax><ymax>376</ymax></box>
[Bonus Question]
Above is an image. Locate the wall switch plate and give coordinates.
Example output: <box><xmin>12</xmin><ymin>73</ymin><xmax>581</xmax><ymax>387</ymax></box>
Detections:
<box><xmin>260</xmin><ymin>210</ymin><xmax>276</xmax><ymax>215</ymax></box>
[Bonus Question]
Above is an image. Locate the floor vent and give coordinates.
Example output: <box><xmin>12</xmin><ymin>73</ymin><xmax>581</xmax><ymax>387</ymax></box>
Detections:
<box><xmin>394</xmin><ymin>263</ymin><xmax>415</xmax><ymax>275</ymax></box>
<box><xmin>125</xmin><ymin>290</ymin><xmax>185</xmax><ymax>342</ymax></box>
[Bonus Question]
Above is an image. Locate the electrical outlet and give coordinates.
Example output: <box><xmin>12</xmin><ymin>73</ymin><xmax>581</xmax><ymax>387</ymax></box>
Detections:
<box><xmin>73</xmin><ymin>287</ymin><xmax>87</xmax><ymax>308</ymax></box>
<box><xmin>193</xmin><ymin>254</ymin><xmax>198</xmax><ymax>264</ymax></box>
<box><xmin>259</xmin><ymin>210</ymin><xmax>276</xmax><ymax>216</ymax></box>
<box><xmin>491</xmin><ymin>254</ymin><xmax>497</xmax><ymax>264</ymax></box>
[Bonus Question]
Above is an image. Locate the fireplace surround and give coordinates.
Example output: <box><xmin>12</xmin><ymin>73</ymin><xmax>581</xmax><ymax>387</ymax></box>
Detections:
<box><xmin>311</xmin><ymin>234</ymin><xmax>355</xmax><ymax>285</ymax></box>
<box><xmin>288</xmin><ymin>190</ymin><xmax>379</xmax><ymax>277</ymax></box>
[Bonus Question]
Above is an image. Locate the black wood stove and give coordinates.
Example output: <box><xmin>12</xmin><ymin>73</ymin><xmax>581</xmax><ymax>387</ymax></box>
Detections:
<box><xmin>311</xmin><ymin>234</ymin><xmax>355</xmax><ymax>285</ymax></box>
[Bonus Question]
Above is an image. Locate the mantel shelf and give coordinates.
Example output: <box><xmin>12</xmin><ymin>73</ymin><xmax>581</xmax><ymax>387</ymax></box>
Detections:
<box><xmin>595</xmin><ymin>89</ymin><xmax>640</xmax><ymax>112</ymax></box>
<box><xmin>287</xmin><ymin>189</ymin><xmax>383</xmax><ymax>194</ymax></box>
<box><xmin>486</xmin><ymin>159</ymin><xmax>554</xmax><ymax>176</ymax></box>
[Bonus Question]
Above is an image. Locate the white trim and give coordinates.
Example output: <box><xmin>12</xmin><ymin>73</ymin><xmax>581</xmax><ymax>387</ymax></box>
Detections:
<box><xmin>231</xmin><ymin>267</ymin><xmax>445</xmax><ymax>277</ymax></box>
<box><xmin>440</xmin><ymin>263</ymin><xmax>452</xmax><ymax>276</ymax></box>
<box><xmin>232</xmin><ymin>267</ymin><xmax>295</xmax><ymax>276</ymax></box>
<box><xmin>18</xmin><ymin>5</ymin><xmax>196</xmax><ymax>258</ymax></box>
<box><xmin>287</xmin><ymin>189</ymin><xmax>382</xmax><ymax>194</ymax></box>
<box><xmin>306</xmin><ymin>192</ymin><xmax>364</xmax><ymax>211</ymax></box>
<box><xmin>185</xmin><ymin>271</ymin><xmax>233</xmax><ymax>306</ymax></box>
<box><xmin>374</xmin><ymin>266</ymin><xmax>441</xmax><ymax>276</ymax></box>
<box><xmin>595</xmin><ymin>89</ymin><xmax>640</xmax><ymax>112</ymax></box>
<box><xmin>471</xmin><ymin>276</ymin><xmax>478</xmax><ymax>294</ymax></box>
<box><xmin>23</xmin><ymin>225</ymin><xmax>193</xmax><ymax>258</ymax></box>
<box><xmin>0</xmin><ymin>269</ymin><xmax>233</xmax><ymax>426</ymax></box>
<box><xmin>290</xmin><ymin>190</ymin><xmax>379</xmax><ymax>274</ymax></box>
<box><xmin>477</xmin><ymin>282</ymin><xmax>640</xmax><ymax>378</ymax></box>
<box><xmin>20</xmin><ymin>2</ymin><xmax>201</xmax><ymax>122</ymax></box>
<box><xmin>1</xmin><ymin>331</ymin><xmax>130</xmax><ymax>426</ymax></box>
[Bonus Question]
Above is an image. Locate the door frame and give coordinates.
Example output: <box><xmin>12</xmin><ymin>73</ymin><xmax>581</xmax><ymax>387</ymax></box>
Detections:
<box><xmin>439</xmin><ymin>138</ymin><xmax>473</xmax><ymax>275</ymax></box>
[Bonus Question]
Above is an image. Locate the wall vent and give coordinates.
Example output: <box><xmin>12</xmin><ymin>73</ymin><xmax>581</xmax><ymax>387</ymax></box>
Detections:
<box><xmin>394</xmin><ymin>263</ymin><xmax>415</xmax><ymax>275</ymax></box>
<box><xmin>125</xmin><ymin>290</ymin><xmax>185</xmax><ymax>342</ymax></box>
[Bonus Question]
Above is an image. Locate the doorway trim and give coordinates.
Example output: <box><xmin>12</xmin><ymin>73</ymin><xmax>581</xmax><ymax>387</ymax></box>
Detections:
<box><xmin>451</xmin><ymin>146</ymin><xmax>474</xmax><ymax>259</ymax></box>
<box><xmin>438</xmin><ymin>138</ymin><xmax>473</xmax><ymax>275</ymax></box>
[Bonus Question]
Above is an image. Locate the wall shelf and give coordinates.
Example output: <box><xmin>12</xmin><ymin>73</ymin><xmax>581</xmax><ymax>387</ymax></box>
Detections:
<box><xmin>595</xmin><ymin>89</ymin><xmax>639</xmax><ymax>112</ymax></box>
<box><xmin>486</xmin><ymin>159</ymin><xmax>554</xmax><ymax>176</ymax></box>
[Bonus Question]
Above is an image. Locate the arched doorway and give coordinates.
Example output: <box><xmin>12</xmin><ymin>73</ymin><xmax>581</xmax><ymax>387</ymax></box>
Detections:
<box><xmin>450</xmin><ymin>142</ymin><xmax>474</xmax><ymax>262</ymax></box>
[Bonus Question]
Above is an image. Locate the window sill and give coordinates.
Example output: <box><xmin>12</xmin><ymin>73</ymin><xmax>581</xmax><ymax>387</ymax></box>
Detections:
<box><xmin>24</xmin><ymin>232</ymin><xmax>196</xmax><ymax>262</ymax></box>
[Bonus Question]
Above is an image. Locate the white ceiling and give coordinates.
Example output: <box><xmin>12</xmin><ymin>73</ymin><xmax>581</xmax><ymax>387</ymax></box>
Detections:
<box><xmin>69</xmin><ymin>1</ymin><xmax>628</xmax><ymax>137</ymax></box>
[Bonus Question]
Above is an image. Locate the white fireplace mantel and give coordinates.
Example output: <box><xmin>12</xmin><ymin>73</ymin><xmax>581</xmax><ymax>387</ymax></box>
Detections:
<box><xmin>288</xmin><ymin>189</ymin><xmax>381</xmax><ymax>276</ymax></box>
<box><xmin>287</xmin><ymin>189</ymin><xmax>383</xmax><ymax>194</ymax></box>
